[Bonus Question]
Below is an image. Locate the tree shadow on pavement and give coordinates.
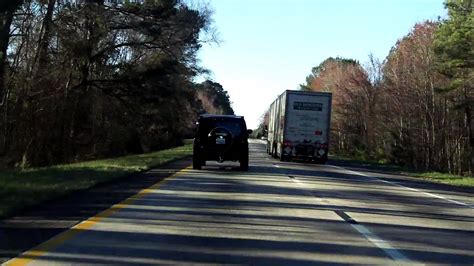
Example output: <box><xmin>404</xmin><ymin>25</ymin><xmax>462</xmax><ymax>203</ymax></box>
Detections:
<box><xmin>1</xmin><ymin>149</ymin><xmax>473</xmax><ymax>264</ymax></box>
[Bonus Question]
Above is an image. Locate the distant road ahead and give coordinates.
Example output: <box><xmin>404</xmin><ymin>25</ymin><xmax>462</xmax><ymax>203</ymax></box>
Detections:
<box><xmin>5</xmin><ymin>140</ymin><xmax>474</xmax><ymax>265</ymax></box>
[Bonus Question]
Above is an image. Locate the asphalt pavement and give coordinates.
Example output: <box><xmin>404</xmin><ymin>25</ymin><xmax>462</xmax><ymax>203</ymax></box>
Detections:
<box><xmin>3</xmin><ymin>140</ymin><xmax>474</xmax><ymax>265</ymax></box>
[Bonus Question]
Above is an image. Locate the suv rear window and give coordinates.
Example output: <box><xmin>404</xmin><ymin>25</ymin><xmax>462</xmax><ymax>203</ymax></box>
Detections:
<box><xmin>199</xmin><ymin>118</ymin><xmax>246</xmax><ymax>137</ymax></box>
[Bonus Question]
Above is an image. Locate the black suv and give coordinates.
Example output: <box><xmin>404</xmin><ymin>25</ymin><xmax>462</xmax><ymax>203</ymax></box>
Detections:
<box><xmin>193</xmin><ymin>115</ymin><xmax>252</xmax><ymax>170</ymax></box>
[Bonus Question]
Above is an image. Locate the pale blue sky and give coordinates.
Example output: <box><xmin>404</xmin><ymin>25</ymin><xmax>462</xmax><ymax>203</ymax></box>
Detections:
<box><xmin>198</xmin><ymin>0</ymin><xmax>447</xmax><ymax>129</ymax></box>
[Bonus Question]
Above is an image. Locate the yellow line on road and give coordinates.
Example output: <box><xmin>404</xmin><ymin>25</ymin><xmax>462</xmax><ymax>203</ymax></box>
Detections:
<box><xmin>5</xmin><ymin>166</ymin><xmax>191</xmax><ymax>266</ymax></box>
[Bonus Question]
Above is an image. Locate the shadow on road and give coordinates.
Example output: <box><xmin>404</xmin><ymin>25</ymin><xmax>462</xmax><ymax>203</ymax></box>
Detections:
<box><xmin>1</xmin><ymin>141</ymin><xmax>473</xmax><ymax>264</ymax></box>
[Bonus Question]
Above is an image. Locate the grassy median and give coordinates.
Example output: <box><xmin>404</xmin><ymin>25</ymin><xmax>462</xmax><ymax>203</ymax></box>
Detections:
<box><xmin>0</xmin><ymin>144</ymin><xmax>192</xmax><ymax>218</ymax></box>
<box><xmin>330</xmin><ymin>155</ymin><xmax>474</xmax><ymax>187</ymax></box>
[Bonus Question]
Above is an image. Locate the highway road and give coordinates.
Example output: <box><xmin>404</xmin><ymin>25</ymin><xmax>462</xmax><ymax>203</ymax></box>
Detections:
<box><xmin>4</xmin><ymin>140</ymin><xmax>474</xmax><ymax>265</ymax></box>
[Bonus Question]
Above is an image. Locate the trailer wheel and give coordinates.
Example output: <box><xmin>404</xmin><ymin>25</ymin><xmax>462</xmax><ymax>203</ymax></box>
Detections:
<box><xmin>280</xmin><ymin>147</ymin><xmax>291</xmax><ymax>162</ymax></box>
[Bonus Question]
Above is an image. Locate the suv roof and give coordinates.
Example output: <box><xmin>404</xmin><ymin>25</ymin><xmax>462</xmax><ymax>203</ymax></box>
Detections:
<box><xmin>197</xmin><ymin>115</ymin><xmax>247</xmax><ymax>136</ymax></box>
<box><xmin>199</xmin><ymin>114</ymin><xmax>244</xmax><ymax>119</ymax></box>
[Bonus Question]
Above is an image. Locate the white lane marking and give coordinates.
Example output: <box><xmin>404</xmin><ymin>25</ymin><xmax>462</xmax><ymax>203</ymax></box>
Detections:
<box><xmin>328</xmin><ymin>166</ymin><xmax>370</xmax><ymax>177</ymax></box>
<box><xmin>328</xmin><ymin>165</ymin><xmax>474</xmax><ymax>209</ymax></box>
<box><xmin>378</xmin><ymin>179</ymin><xmax>473</xmax><ymax>208</ymax></box>
<box><xmin>273</xmin><ymin>164</ymin><xmax>281</xmax><ymax>168</ymax></box>
<box><xmin>350</xmin><ymin>223</ymin><xmax>411</xmax><ymax>262</ymax></box>
<box><xmin>289</xmin><ymin>175</ymin><xmax>411</xmax><ymax>262</ymax></box>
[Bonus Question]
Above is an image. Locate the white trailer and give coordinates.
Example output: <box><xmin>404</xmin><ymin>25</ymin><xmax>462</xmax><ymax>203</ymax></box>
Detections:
<box><xmin>267</xmin><ymin>90</ymin><xmax>332</xmax><ymax>163</ymax></box>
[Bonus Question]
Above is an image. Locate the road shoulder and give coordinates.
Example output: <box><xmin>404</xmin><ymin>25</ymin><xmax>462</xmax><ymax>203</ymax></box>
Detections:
<box><xmin>0</xmin><ymin>158</ymin><xmax>191</xmax><ymax>264</ymax></box>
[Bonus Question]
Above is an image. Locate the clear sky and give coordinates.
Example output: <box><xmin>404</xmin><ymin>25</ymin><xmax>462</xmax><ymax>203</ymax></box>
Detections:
<box><xmin>197</xmin><ymin>0</ymin><xmax>447</xmax><ymax>129</ymax></box>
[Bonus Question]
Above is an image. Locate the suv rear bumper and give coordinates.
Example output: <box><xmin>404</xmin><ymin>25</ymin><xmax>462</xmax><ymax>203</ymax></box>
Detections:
<box><xmin>194</xmin><ymin>144</ymin><xmax>247</xmax><ymax>162</ymax></box>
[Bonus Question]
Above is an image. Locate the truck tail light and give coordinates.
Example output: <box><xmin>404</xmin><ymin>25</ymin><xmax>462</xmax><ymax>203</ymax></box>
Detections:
<box><xmin>283</xmin><ymin>140</ymin><xmax>292</xmax><ymax>147</ymax></box>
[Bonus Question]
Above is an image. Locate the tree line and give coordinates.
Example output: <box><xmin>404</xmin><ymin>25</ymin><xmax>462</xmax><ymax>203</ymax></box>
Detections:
<box><xmin>0</xmin><ymin>0</ymin><xmax>233</xmax><ymax>168</ymax></box>
<box><xmin>297</xmin><ymin>0</ymin><xmax>472</xmax><ymax>175</ymax></box>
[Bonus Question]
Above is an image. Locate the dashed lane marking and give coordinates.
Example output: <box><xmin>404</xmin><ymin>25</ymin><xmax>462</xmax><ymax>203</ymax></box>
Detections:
<box><xmin>286</xmin><ymin>172</ymin><xmax>412</xmax><ymax>262</ymax></box>
<box><xmin>328</xmin><ymin>165</ymin><xmax>473</xmax><ymax>209</ymax></box>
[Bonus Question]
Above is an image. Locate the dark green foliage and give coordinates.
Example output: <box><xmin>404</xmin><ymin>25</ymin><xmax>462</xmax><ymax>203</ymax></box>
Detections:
<box><xmin>195</xmin><ymin>80</ymin><xmax>234</xmax><ymax>115</ymax></box>
<box><xmin>433</xmin><ymin>0</ymin><xmax>473</xmax><ymax>84</ymax></box>
<box><xmin>0</xmin><ymin>0</ymin><xmax>22</xmax><ymax>109</ymax></box>
<box><xmin>433</xmin><ymin>0</ymin><xmax>473</xmax><ymax>173</ymax></box>
<box><xmin>0</xmin><ymin>0</ymin><xmax>219</xmax><ymax>168</ymax></box>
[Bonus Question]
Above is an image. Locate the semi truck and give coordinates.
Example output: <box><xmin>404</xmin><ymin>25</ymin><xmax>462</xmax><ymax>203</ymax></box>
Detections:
<box><xmin>267</xmin><ymin>90</ymin><xmax>332</xmax><ymax>163</ymax></box>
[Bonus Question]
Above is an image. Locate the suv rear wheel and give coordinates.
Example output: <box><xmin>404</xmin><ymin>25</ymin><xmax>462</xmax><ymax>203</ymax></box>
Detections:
<box><xmin>240</xmin><ymin>151</ymin><xmax>249</xmax><ymax>171</ymax></box>
<box><xmin>192</xmin><ymin>149</ymin><xmax>203</xmax><ymax>170</ymax></box>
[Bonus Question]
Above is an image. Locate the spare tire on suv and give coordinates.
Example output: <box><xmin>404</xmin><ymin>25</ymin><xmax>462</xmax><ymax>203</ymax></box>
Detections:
<box><xmin>193</xmin><ymin>115</ymin><xmax>252</xmax><ymax>171</ymax></box>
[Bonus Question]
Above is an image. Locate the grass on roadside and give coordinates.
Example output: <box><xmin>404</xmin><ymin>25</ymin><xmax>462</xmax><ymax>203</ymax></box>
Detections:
<box><xmin>412</xmin><ymin>172</ymin><xmax>474</xmax><ymax>187</ymax></box>
<box><xmin>0</xmin><ymin>144</ymin><xmax>192</xmax><ymax>218</ymax></box>
<box><xmin>329</xmin><ymin>154</ymin><xmax>474</xmax><ymax>187</ymax></box>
